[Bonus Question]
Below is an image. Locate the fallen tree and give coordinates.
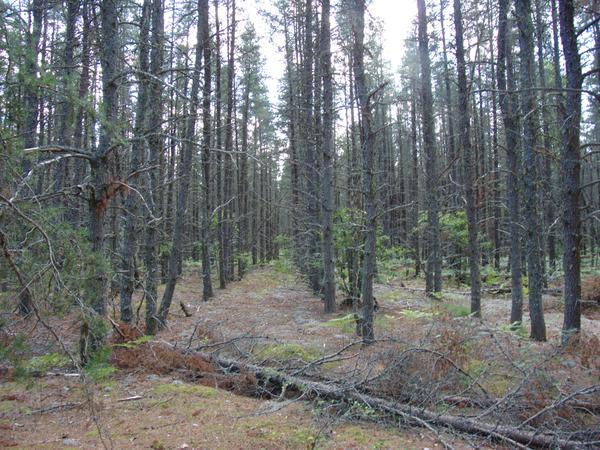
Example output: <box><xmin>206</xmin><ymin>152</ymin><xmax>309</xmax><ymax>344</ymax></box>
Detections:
<box><xmin>198</xmin><ymin>351</ymin><xmax>595</xmax><ymax>449</ymax></box>
<box><xmin>108</xmin><ymin>328</ymin><xmax>597</xmax><ymax>449</ymax></box>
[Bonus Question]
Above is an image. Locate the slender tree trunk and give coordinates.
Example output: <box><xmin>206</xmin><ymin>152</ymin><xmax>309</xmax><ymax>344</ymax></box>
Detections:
<box><xmin>534</xmin><ymin>0</ymin><xmax>556</xmax><ymax>273</ymax></box>
<box><xmin>454</xmin><ymin>0</ymin><xmax>481</xmax><ymax>317</ymax></box>
<box><xmin>201</xmin><ymin>3</ymin><xmax>213</xmax><ymax>301</ymax></box>
<box><xmin>558</xmin><ymin>0</ymin><xmax>582</xmax><ymax>343</ymax></box>
<box><xmin>81</xmin><ymin>0</ymin><xmax>120</xmax><ymax>364</ymax></box>
<box><xmin>158</xmin><ymin>0</ymin><xmax>208</xmax><ymax>326</ymax></box>
<box><xmin>351</xmin><ymin>0</ymin><xmax>376</xmax><ymax>343</ymax></box>
<box><xmin>439</xmin><ymin>0</ymin><xmax>458</xmax><ymax>207</ymax></box>
<box><xmin>320</xmin><ymin>0</ymin><xmax>335</xmax><ymax>313</ymax></box>
<box><xmin>410</xmin><ymin>93</ymin><xmax>421</xmax><ymax>278</ymax></box>
<box><xmin>18</xmin><ymin>0</ymin><xmax>44</xmax><ymax>315</ymax></box>
<box><xmin>238</xmin><ymin>76</ymin><xmax>250</xmax><ymax>280</ymax></box>
<box><xmin>143</xmin><ymin>0</ymin><xmax>164</xmax><ymax>334</ymax></box>
<box><xmin>214</xmin><ymin>0</ymin><xmax>226</xmax><ymax>289</ymax></box>
<box><xmin>417</xmin><ymin>0</ymin><xmax>441</xmax><ymax>294</ymax></box>
<box><xmin>22</xmin><ymin>0</ymin><xmax>43</xmax><ymax>174</ymax></box>
<box><xmin>516</xmin><ymin>0</ymin><xmax>546</xmax><ymax>341</ymax></box>
<box><xmin>54</xmin><ymin>0</ymin><xmax>78</xmax><ymax>195</ymax></box>
<box><xmin>119</xmin><ymin>0</ymin><xmax>151</xmax><ymax>323</ymax></box>
<box><xmin>498</xmin><ymin>0</ymin><xmax>524</xmax><ymax>325</ymax></box>
<box><xmin>302</xmin><ymin>0</ymin><xmax>321</xmax><ymax>294</ymax></box>
<box><xmin>222</xmin><ymin>0</ymin><xmax>236</xmax><ymax>283</ymax></box>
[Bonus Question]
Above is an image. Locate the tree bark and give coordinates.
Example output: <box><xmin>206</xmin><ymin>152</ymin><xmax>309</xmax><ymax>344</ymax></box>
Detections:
<box><xmin>81</xmin><ymin>0</ymin><xmax>120</xmax><ymax>363</ymax></box>
<box><xmin>453</xmin><ymin>0</ymin><xmax>482</xmax><ymax>317</ymax></box>
<box><xmin>417</xmin><ymin>0</ymin><xmax>441</xmax><ymax>294</ymax></box>
<box><xmin>320</xmin><ymin>0</ymin><xmax>336</xmax><ymax>313</ymax></box>
<box><xmin>350</xmin><ymin>0</ymin><xmax>376</xmax><ymax>343</ymax></box>
<box><xmin>201</xmin><ymin>2</ymin><xmax>213</xmax><ymax>301</ymax></box>
<box><xmin>143</xmin><ymin>0</ymin><xmax>164</xmax><ymax>334</ymax></box>
<box><xmin>157</xmin><ymin>0</ymin><xmax>208</xmax><ymax>326</ymax></box>
<box><xmin>515</xmin><ymin>0</ymin><xmax>546</xmax><ymax>341</ymax></box>
<box><xmin>558</xmin><ymin>0</ymin><xmax>582</xmax><ymax>343</ymax></box>
<box><xmin>497</xmin><ymin>0</ymin><xmax>524</xmax><ymax>326</ymax></box>
<box><xmin>119</xmin><ymin>0</ymin><xmax>151</xmax><ymax>323</ymax></box>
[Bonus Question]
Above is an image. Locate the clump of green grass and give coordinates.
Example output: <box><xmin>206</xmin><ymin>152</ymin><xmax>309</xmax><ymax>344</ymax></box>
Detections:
<box><xmin>399</xmin><ymin>309</ymin><xmax>434</xmax><ymax>320</ymax></box>
<box><xmin>440</xmin><ymin>303</ymin><xmax>471</xmax><ymax>317</ymax></box>
<box><xmin>320</xmin><ymin>314</ymin><xmax>357</xmax><ymax>333</ymax></box>
<box><xmin>254</xmin><ymin>343</ymin><xmax>323</xmax><ymax>362</ymax></box>
<box><xmin>84</xmin><ymin>346</ymin><xmax>117</xmax><ymax>381</ymax></box>
<box><xmin>498</xmin><ymin>322</ymin><xmax>529</xmax><ymax>338</ymax></box>
<box><xmin>153</xmin><ymin>383</ymin><xmax>217</xmax><ymax>398</ymax></box>
<box><xmin>321</xmin><ymin>313</ymin><xmax>398</xmax><ymax>334</ymax></box>
<box><xmin>112</xmin><ymin>335</ymin><xmax>153</xmax><ymax>349</ymax></box>
<box><xmin>27</xmin><ymin>352</ymin><xmax>70</xmax><ymax>373</ymax></box>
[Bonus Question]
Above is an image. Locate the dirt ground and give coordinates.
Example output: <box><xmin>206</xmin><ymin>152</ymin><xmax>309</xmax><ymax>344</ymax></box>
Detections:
<box><xmin>1</xmin><ymin>264</ymin><xmax>598</xmax><ymax>449</ymax></box>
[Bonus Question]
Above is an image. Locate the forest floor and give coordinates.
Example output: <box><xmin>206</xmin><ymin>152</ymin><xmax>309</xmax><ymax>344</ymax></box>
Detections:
<box><xmin>1</xmin><ymin>262</ymin><xmax>599</xmax><ymax>449</ymax></box>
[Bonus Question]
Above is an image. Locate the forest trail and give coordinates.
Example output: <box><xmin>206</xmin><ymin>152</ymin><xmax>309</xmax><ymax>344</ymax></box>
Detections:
<box><xmin>160</xmin><ymin>265</ymin><xmax>600</xmax><ymax>353</ymax></box>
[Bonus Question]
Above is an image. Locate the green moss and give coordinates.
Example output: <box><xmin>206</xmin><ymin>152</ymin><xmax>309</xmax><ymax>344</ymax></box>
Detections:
<box><xmin>338</xmin><ymin>426</ymin><xmax>369</xmax><ymax>445</ymax></box>
<box><xmin>499</xmin><ymin>322</ymin><xmax>528</xmax><ymax>338</ymax></box>
<box><xmin>377</xmin><ymin>290</ymin><xmax>401</xmax><ymax>302</ymax></box>
<box><xmin>464</xmin><ymin>359</ymin><xmax>487</xmax><ymax>378</ymax></box>
<box><xmin>320</xmin><ymin>314</ymin><xmax>358</xmax><ymax>333</ymax></box>
<box><xmin>112</xmin><ymin>335</ymin><xmax>153</xmax><ymax>349</ymax></box>
<box><xmin>0</xmin><ymin>401</ymin><xmax>16</xmax><ymax>413</ymax></box>
<box><xmin>285</xmin><ymin>427</ymin><xmax>318</xmax><ymax>447</ymax></box>
<box><xmin>152</xmin><ymin>383</ymin><xmax>218</xmax><ymax>398</ymax></box>
<box><xmin>86</xmin><ymin>429</ymin><xmax>100</xmax><ymax>438</ymax></box>
<box><xmin>440</xmin><ymin>303</ymin><xmax>471</xmax><ymax>317</ymax></box>
<box><xmin>254</xmin><ymin>343</ymin><xmax>323</xmax><ymax>362</ymax></box>
<box><xmin>399</xmin><ymin>309</ymin><xmax>434</xmax><ymax>319</ymax></box>
<box><xmin>321</xmin><ymin>313</ymin><xmax>398</xmax><ymax>334</ymax></box>
<box><xmin>462</xmin><ymin>359</ymin><xmax>516</xmax><ymax>396</ymax></box>
<box><xmin>27</xmin><ymin>352</ymin><xmax>70</xmax><ymax>373</ymax></box>
<box><xmin>84</xmin><ymin>346</ymin><xmax>117</xmax><ymax>382</ymax></box>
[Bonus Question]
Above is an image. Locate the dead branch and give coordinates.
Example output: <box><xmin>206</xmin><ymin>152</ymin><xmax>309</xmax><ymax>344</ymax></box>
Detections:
<box><xmin>202</xmin><ymin>352</ymin><xmax>593</xmax><ymax>449</ymax></box>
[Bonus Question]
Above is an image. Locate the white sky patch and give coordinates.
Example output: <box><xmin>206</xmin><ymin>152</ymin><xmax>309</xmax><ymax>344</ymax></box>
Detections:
<box><xmin>367</xmin><ymin>0</ymin><xmax>417</xmax><ymax>71</ymax></box>
<box><xmin>241</xmin><ymin>0</ymin><xmax>418</xmax><ymax>103</ymax></box>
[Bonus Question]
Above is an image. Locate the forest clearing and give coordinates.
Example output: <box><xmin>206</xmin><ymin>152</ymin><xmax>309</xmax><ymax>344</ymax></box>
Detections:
<box><xmin>1</xmin><ymin>0</ymin><xmax>600</xmax><ymax>447</ymax></box>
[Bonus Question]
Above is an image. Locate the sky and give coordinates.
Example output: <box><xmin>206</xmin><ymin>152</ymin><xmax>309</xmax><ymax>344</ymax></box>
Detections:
<box><xmin>241</xmin><ymin>0</ymin><xmax>419</xmax><ymax>103</ymax></box>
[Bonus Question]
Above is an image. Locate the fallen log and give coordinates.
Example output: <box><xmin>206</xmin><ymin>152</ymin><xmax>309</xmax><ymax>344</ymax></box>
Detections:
<box><xmin>404</xmin><ymin>286</ymin><xmax>562</xmax><ymax>296</ymax></box>
<box><xmin>201</xmin><ymin>352</ymin><xmax>593</xmax><ymax>449</ymax></box>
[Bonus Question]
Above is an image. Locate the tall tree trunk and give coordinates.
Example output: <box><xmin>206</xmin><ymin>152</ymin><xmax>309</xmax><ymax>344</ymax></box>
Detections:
<box><xmin>18</xmin><ymin>0</ymin><xmax>44</xmax><ymax>315</ymax></box>
<box><xmin>558</xmin><ymin>0</ymin><xmax>582</xmax><ymax>343</ymax></box>
<box><xmin>417</xmin><ymin>0</ymin><xmax>441</xmax><ymax>294</ymax></box>
<box><xmin>238</xmin><ymin>75</ymin><xmax>250</xmax><ymax>280</ymax></box>
<box><xmin>410</xmin><ymin>92</ymin><xmax>421</xmax><ymax>277</ymax></box>
<box><xmin>119</xmin><ymin>0</ymin><xmax>151</xmax><ymax>323</ymax></box>
<box><xmin>303</xmin><ymin>0</ymin><xmax>321</xmax><ymax>294</ymax></box>
<box><xmin>515</xmin><ymin>0</ymin><xmax>546</xmax><ymax>341</ymax></box>
<box><xmin>320</xmin><ymin>0</ymin><xmax>335</xmax><ymax>313</ymax></box>
<box><xmin>351</xmin><ymin>0</ymin><xmax>376</xmax><ymax>343</ymax></box>
<box><xmin>215</xmin><ymin>0</ymin><xmax>226</xmax><ymax>289</ymax></box>
<box><xmin>81</xmin><ymin>0</ymin><xmax>120</xmax><ymax>364</ymax></box>
<box><xmin>222</xmin><ymin>0</ymin><xmax>236</xmax><ymax>283</ymax></box>
<box><xmin>454</xmin><ymin>0</ymin><xmax>482</xmax><ymax>317</ymax></box>
<box><xmin>54</xmin><ymin>0</ymin><xmax>79</xmax><ymax>195</ymax></box>
<box><xmin>439</xmin><ymin>0</ymin><xmax>458</xmax><ymax>207</ymax></box>
<box><xmin>143</xmin><ymin>0</ymin><xmax>164</xmax><ymax>334</ymax></box>
<box><xmin>534</xmin><ymin>0</ymin><xmax>557</xmax><ymax>273</ymax></box>
<box><xmin>497</xmin><ymin>0</ymin><xmax>524</xmax><ymax>326</ymax></box>
<box><xmin>157</xmin><ymin>0</ymin><xmax>208</xmax><ymax>326</ymax></box>
<box><xmin>201</xmin><ymin>2</ymin><xmax>213</xmax><ymax>301</ymax></box>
